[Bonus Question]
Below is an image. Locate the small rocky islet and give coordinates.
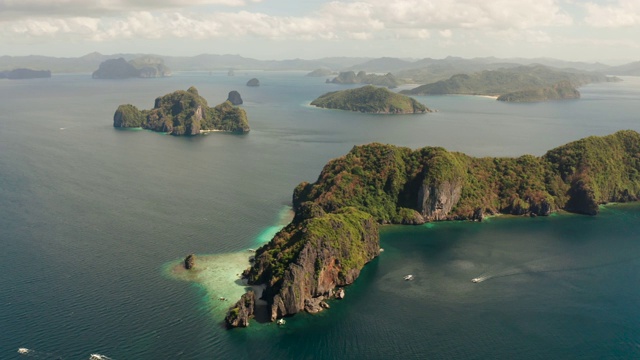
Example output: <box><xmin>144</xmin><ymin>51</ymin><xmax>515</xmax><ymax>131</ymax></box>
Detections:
<box><xmin>113</xmin><ymin>86</ymin><xmax>249</xmax><ymax>136</ymax></box>
<box><xmin>225</xmin><ymin>130</ymin><xmax>640</xmax><ymax>328</ymax></box>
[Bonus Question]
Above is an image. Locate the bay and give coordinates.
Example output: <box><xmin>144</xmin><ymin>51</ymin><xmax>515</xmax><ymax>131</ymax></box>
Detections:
<box><xmin>0</xmin><ymin>72</ymin><xmax>639</xmax><ymax>359</ymax></box>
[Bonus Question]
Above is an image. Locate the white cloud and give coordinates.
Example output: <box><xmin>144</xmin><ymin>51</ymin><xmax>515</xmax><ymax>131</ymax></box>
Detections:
<box><xmin>0</xmin><ymin>0</ymin><xmax>575</xmax><ymax>45</ymax></box>
<box><xmin>584</xmin><ymin>0</ymin><xmax>640</xmax><ymax>27</ymax></box>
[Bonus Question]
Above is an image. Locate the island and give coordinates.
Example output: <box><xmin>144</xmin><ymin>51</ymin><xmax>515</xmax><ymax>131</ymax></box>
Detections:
<box><xmin>113</xmin><ymin>86</ymin><xmax>250</xmax><ymax>135</ymax></box>
<box><xmin>246</xmin><ymin>78</ymin><xmax>260</xmax><ymax>87</ymax></box>
<box><xmin>0</xmin><ymin>68</ymin><xmax>51</xmax><ymax>79</ymax></box>
<box><xmin>227</xmin><ymin>91</ymin><xmax>243</xmax><ymax>105</ymax></box>
<box><xmin>92</xmin><ymin>56</ymin><xmax>171</xmax><ymax>79</ymax></box>
<box><xmin>226</xmin><ymin>130</ymin><xmax>640</xmax><ymax>327</ymax></box>
<box><xmin>327</xmin><ymin>71</ymin><xmax>400</xmax><ymax>88</ymax></box>
<box><xmin>400</xmin><ymin>65</ymin><xmax>619</xmax><ymax>102</ymax></box>
<box><xmin>310</xmin><ymin>85</ymin><xmax>431</xmax><ymax>114</ymax></box>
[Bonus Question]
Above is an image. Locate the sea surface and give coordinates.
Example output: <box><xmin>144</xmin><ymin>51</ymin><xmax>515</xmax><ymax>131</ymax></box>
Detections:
<box><xmin>1</xmin><ymin>72</ymin><xmax>639</xmax><ymax>359</ymax></box>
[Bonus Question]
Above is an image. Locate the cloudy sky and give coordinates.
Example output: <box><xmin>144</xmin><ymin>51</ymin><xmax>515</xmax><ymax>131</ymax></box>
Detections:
<box><xmin>1</xmin><ymin>0</ymin><xmax>639</xmax><ymax>63</ymax></box>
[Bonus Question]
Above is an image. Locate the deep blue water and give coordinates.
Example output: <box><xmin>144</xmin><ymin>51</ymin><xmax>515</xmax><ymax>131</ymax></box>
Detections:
<box><xmin>1</xmin><ymin>72</ymin><xmax>639</xmax><ymax>359</ymax></box>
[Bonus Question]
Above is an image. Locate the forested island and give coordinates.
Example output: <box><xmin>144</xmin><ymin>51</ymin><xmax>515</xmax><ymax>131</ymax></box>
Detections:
<box><xmin>226</xmin><ymin>130</ymin><xmax>640</xmax><ymax>327</ymax></box>
<box><xmin>93</xmin><ymin>56</ymin><xmax>171</xmax><ymax>79</ymax></box>
<box><xmin>310</xmin><ymin>85</ymin><xmax>430</xmax><ymax>114</ymax></box>
<box><xmin>400</xmin><ymin>65</ymin><xmax>619</xmax><ymax>102</ymax></box>
<box><xmin>327</xmin><ymin>71</ymin><xmax>400</xmax><ymax>88</ymax></box>
<box><xmin>0</xmin><ymin>68</ymin><xmax>51</xmax><ymax>79</ymax></box>
<box><xmin>113</xmin><ymin>87</ymin><xmax>249</xmax><ymax>135</ymax></box>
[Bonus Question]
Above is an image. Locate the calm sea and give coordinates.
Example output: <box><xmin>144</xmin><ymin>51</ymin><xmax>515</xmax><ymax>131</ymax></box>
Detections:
<box><xmin>1</xmin><ymin>72</ymin><xmax>639</xmax><ymax>359</ymax></box>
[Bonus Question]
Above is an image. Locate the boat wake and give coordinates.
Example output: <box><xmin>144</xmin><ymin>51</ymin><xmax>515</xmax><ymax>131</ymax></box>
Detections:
<box><xmin>17</xmin><ymin>347</ymin><xmax>114</xmax><ymax>359</ymax></box>
<box><xmin>471</xmin><ymin>253</ymin><xmax>640</xmax><ymax>284</ymax></box>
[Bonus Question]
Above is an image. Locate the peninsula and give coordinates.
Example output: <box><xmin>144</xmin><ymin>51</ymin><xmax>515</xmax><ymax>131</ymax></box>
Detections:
<box><xmin>113</xmin><ymin>87</ymin><xmax>250</xmax><ymax>135</ymax></box>
<box><xmin>226</xmin><ymin>130</ymin><xmax>640</xmax><ymax>327</ymax></box>
<box><xmin>310</xmin><ymin>85</ymin><xmax>430</xmax><ymax>114</ymax></box>
<box><xmin>400</xmin><ymin>65</ymin><xmax>618</xmax><ymax>102</ymax></box>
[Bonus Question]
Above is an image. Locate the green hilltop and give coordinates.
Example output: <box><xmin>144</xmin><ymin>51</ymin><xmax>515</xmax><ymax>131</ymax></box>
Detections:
<box><xmin>311</xmin><ymin>85</ymin><xmax>431</xmax><ymax>114</ymax></box>
<box><xmin>113</xmin><ymin>87</ymin><xmax>250</xmax><ymax>136</ymax></box>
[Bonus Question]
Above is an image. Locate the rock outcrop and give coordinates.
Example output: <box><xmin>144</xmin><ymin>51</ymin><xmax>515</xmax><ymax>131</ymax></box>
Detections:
<box><xmin>246</xmin><ymin>78</ymin><xmax>260</xmax><ymax>87</ymax></box>
<box><xmin>184</xmin><ymin>254</ymin><xmax>196</xmax><ymax>270</ymax></box>
<box><xmin>113</xmin><ymin>86</ymin><xmax>250</xmax><ymax>135</ymax></box>
<box><xmin>242</xmin><ymin>207</ymin><xmax>379</xmax><ymax>323</ymax></box>
<box><xmin>227</xmin><ymin>91</ymin><xmax>243</xmax><ymax>105</ymax></box>
<box><xmin>225</xmin><ymin>291</ymin><xmax>255</xmax><ymax>328</ymax></box>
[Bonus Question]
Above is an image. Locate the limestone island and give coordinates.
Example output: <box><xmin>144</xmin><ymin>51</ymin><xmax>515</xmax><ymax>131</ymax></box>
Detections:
<box><xmin>227</xmin><ymin>91</ymin><xmax>243</xmax><ymax>105</ymax></box>
<box><xmin>113</xmin><ymin>86</ymin><xmax>250</xmax><ymax>136</ymax></box>
<box><xmin>93</xmin><ymin>56</ymin><xmax>171</xmax><ymax>79</ymax></box>
<box><xmin>327</xmin><ymin>71</ymin><xmax>400</xmax><ymax>88</ymax></box>
<box><xmin>0</xmin><ymin>68</ymin><xmax>51</xmax><ymax>79</ymax></box>
<box><xmin>226</xmin><ymin>130</ymin><xmax>640</xmax><ymax>327</ymax></box>
<box><xmin>400</xmin><ymin>65</ymin><xmax>620</xmax><ymax>102</ymax></box>
<box><xmin>246</xmin><ymin>78</ymin><xmax>260</xmax><ymax>87</ymax></box>
<box><xmin>310</xmin><ymin>85</ymin><xmax>431</xmax><ymax>114</ymax></box>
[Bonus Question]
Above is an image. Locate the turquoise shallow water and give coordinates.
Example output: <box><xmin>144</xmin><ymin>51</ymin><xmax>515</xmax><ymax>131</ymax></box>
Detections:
<box><xmin>1</xmin><ymin>72</ymin><xmax>639</xmax><ymax>359</ymax></box>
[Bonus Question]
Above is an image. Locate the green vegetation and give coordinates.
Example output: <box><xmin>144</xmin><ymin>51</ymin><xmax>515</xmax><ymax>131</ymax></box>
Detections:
<box><xmin>328</xmin><ymin>71</ymin><xmax>400</xmax><ymax>88</ymax></box>
<box><xmin>294</xmin><ymin>130</ymin><xmax>640</xmax><ymax>221</ymax></box>
<box><xmin>246</xmin><ymin>206</ymin><xmax>378</xmax><ymax>296</ymax></box>
<box><xmin>311</xmin><ymin>85</ymin><xmax>430</xmax><ymax>114</ymax></box>
<box><xmin>113</xmin><ymin>86</ymin><xmax>250</xmax><ymax>135</ymax></box>
<box><xmin>497</xmin><ymin>81</ymin><xmax>580</xmax><ymax>102</ymax></box>
<box><xmin>401</xmin><ymin>65</ymin><xmax>616</xmax><ymax>101</ymax></box>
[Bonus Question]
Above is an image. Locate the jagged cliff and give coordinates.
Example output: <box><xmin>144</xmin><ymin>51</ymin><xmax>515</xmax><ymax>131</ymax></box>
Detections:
<box><xmin>242</xmin><ymin>207</ymin><xmax>379</xmax><ymax>322</ymax></box>
<box><xmin>113</xmin><ymin>87</ymin><xmax>250</xmax><ymax>135</ymax></box>
<box><xmin>226</xmin><ymin>130</ymin><xmax>640</xmax><ymax>327</ymax></box>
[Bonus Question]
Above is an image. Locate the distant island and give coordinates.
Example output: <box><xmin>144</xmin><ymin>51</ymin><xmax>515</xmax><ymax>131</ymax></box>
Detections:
<box><xmin>113</xmin><ymin>86</ymin><xmax>249</xmax><ymax>135</ymax></box>
<box><xmin>226</xmin><ymin>130</ymin><xmax>640</xmax><ymax>327</ymax></box>
<box><xmin>400</xmin><ymin>65</ymin><xmax>619</xmax><ymax>102</ymax></box>
<box><xmin>306</xmin><ymin>68</ymin><xmax>335</xmax><ymax>77</ymax></box>
<box><xmin>246</xmin><ymin>78</ymin><xmax>260</xmax><ymax>87</ymax></box>
<box><xmin>327</xmin><ymin>71</ymin><xmax>400</xmax><ymax>88</ymax></box>
<box><xmin>310</xmin><ymin>85</ymin><xmax>430</xmax><ymax>114</ymax></box>
<box><xmin>93</xmin><ymin>56</ymin><xmax>171</xmax><ymax>79</ymax></box>
<box><xmin>0</xmin><ymin>68</ymin><xmax>51</xmax><ymax>79</ymax></box>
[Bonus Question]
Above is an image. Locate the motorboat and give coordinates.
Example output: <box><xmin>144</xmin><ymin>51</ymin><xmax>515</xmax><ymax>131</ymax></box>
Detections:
<box><xmin>403</xmin><ymin>274</ymin><xmax>414</xmax><ymax>281</ymax></box>
<box><xmin>277</xmin><ymin>318</ymin><xmax>286</xmax><ymax>325</ymax></box>
<box><xmin>17</xmin><ymin>348</ymin><xmax>29</xmax><ymax>354</ymax></box>
<box><xmin>471</xmin><ymin>278</ymin><xmax>482</xmax><ymax>283</ymax></box>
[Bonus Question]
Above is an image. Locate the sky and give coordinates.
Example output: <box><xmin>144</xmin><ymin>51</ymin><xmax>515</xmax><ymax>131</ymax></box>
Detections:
<box><xmin>0</xmin><ymin>0</ymin><xmax>639</xmax><ymax>63</ymax></box>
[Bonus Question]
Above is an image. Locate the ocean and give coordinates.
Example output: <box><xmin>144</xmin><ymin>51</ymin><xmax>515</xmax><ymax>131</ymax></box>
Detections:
<box><xmin>1</xmin><ymin>72</ymin><xmax>639</xmax><ymax>359</ymax></box>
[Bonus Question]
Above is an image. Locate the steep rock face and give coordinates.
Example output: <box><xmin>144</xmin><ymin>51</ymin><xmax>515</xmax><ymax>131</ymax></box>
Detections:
<box><xmin>227</xmin><ymin>91</ymin><xmax>243</xmax><ymax>105</ymax></box>
<box><xmin>418</xmin><ymin>179</ymin><xmax>463</xmax><ymax>220</ymax></box>
<box><xmin>244</xmin><ymin>207</ymin><xmax>379</xmax><ymax>323</ymax></box>
<box><xmin>225</xmin><ymin>291</ymin><xmax>255</xmax><ymax>328</ymax></box>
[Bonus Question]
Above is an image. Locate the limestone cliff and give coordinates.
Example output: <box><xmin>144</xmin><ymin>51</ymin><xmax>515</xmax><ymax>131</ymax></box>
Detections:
<box><xmin>242</xmin><ymin>207</ymin><xmax>379</xmax><ymax>321</ymax></box>
<box><xmin>113</xmin><ymin>86</ymin><xmax>250</xmax><ymax>135</ymax></box>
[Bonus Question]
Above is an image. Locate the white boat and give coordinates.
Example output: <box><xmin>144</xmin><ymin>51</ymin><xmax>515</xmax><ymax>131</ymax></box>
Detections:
<box><xmin>90</xmin><ymin>354</ymin><xmax>108</xmax><ymax>360</ymax></box>
<box><xmin>277</xmin><ymin>318</ymin><xmax>286</xmax><ymax>325</ymax></box>
<box><xmin>471</xmin><ymin>278</ymin><xmax>482</xmax><ymax>283</ymax></box>
<box><xmin>403</xmin><ymin>274</ymin><xmax>414</xmax><ymax>281</ymax></box>
<box><xmin>17</xmin><ymin>348</ymin><xmax>29</xmax><ymax>354</ymax></box>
